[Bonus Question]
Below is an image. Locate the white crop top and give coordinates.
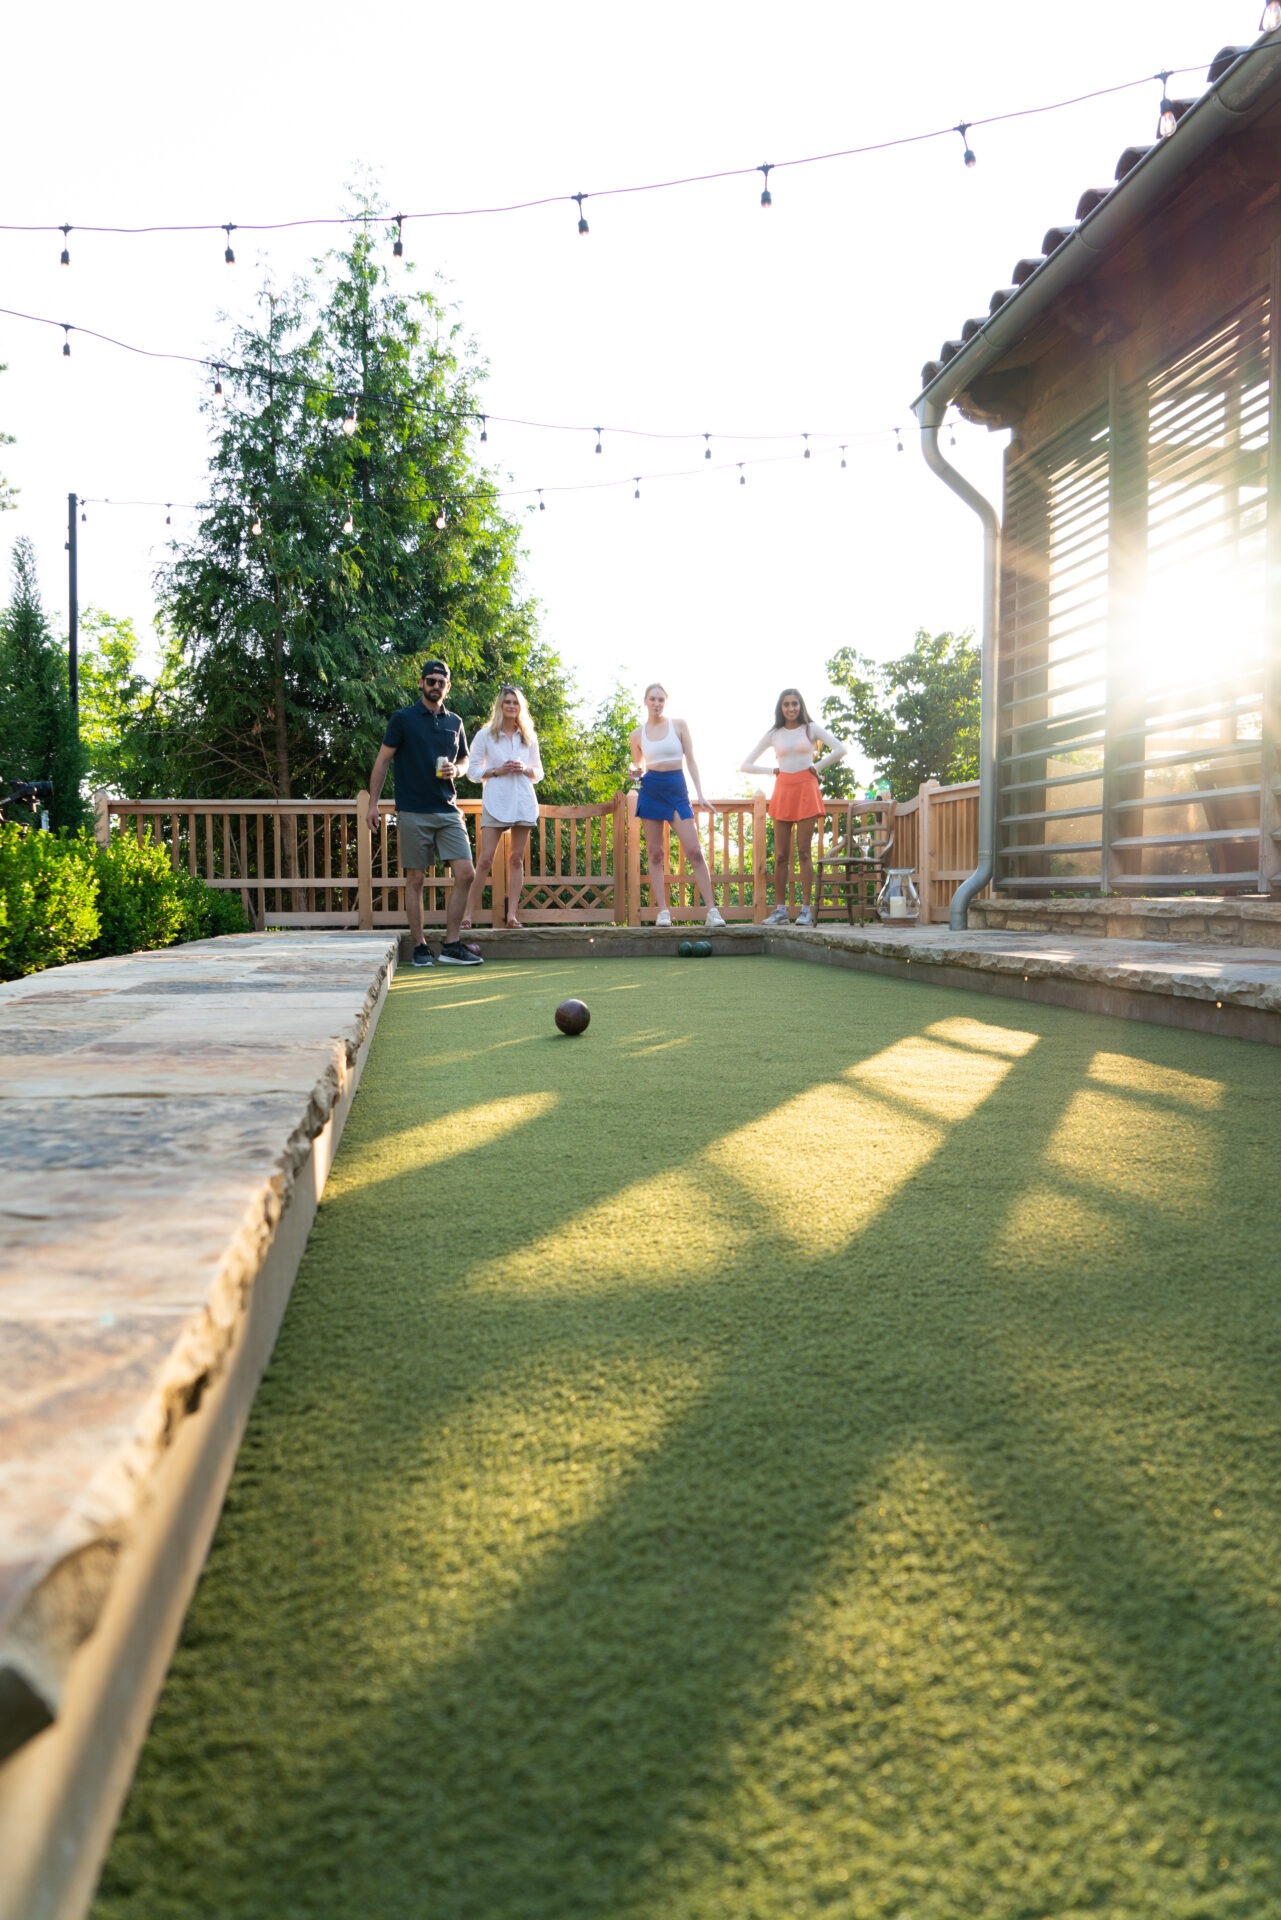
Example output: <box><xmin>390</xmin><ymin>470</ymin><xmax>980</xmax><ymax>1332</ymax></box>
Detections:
<box><xmin>641</xmin><ymin>718</ymin><xmax>684</xmax><ymax>768</ymax></box>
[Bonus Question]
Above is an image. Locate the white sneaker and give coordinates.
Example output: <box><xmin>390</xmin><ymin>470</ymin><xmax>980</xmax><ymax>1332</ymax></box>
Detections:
<box><xmin>763</xmin><ymin>905</ymin><xmax>790</xmax><ymax>926</ymax></box>
<box><xmin>655</xmin><ymin>909</ymin><xmax>672</xmax><ymax>928</ymax></box>
<box><xmin>705</xmin><ymin>907</ymin><xmax>726</xmax><ymax>930</ymax></box>
<box><xmin>796</xmin><ymin>907</ymin><xmax>815</xmax><ymax>928</ymax></box>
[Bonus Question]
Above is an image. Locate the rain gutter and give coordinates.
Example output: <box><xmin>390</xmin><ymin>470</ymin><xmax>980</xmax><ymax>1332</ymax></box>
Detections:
<box><xmin>908</xmin><ymin>36</ymin><xmax>1281</xmax><ymax>928</ymax></box>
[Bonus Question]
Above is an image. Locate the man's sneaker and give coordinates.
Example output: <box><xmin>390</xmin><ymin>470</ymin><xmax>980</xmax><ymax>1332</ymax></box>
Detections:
<box><xmin>439</xmin><ymin>941</ymin><xmax>484</xmax><ymax>966</ymax></box>
<box><xmin>763</xmin><ymin>905</ymin><xmax>790</xmax><ymax>926</ymax></box>
<box><xmin>796</xmin><ymin>907</ymin><xmax>815</xmax><ymax>928</ymax></box>
<box><xmin>411</xmin><ymin>943</ymin><xmax>435</xmax><ymax>967</ymax></box>
<box><xmin>705</xmin><ymin>907</ymin><xmax>726</xmax><ymax>930</ymax></box>
<box><xmin>655</xmin><ymin>909</ymin><xmax>673</xmax><ymax>929</ymax></box>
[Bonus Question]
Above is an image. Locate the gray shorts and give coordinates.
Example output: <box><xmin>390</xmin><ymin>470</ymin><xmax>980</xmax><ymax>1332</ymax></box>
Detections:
<box><xmin>396</xmin><ymin>810</ymin><xmax>472</xmax><ymax>869</ymax></box>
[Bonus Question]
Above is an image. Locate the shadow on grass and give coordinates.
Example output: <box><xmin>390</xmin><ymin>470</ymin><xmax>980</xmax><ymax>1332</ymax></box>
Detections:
<box><xmin>95</xmin><ymin>965</ymin><xmax>1281</xmax><ymax>1919</ymax></box>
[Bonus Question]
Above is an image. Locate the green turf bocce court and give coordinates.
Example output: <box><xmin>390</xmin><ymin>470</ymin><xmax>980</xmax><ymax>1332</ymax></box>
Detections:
<box><xmin>93</xmin><ymin>954</ymin><xmax>1280</xmax><ymax>1920</ymax></box>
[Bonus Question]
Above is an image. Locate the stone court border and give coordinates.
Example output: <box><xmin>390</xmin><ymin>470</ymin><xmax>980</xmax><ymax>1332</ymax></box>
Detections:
<box><xmin>2</xmin><ymin>921</ymin><xmax>1278</xmax><ymax>1919</ymax></box>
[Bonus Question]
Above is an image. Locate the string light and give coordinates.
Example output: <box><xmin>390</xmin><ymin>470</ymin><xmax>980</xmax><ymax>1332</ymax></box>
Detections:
<box><xmin>1156</xmin><ymin>72</ymin><xmax>1177</xmax><ymax>138</ymax></box>
<box><xmin>392</xmin><ymin>214</ymin><xmax>404</xmax><ymax>258</ymax></box>
<box><xmin>62</xmin><ymin>325</ymin><xmax>71</xmax><ymax>357</ymax></box>
<box><xmin>250</xmin><ymin>509</ymin><xmax>262</xmax><ymax>535</ymax></box>
<box><xmin>704</xmin><ymin>434</ymin><xmax>712</xmax><ymax>460</ymax></box>
<box><xmin>213</xmin><ymin>375</ymin><xmax>226</xmax><ymax>407</ymax></box>
<box><xmin>896</xmin><ymin>426</ymin><xmax>904</xmax><ymax>452</ymax></box>
<box><xmin>223</xmin><ymin>223</ymin><xmax>236</xmax><ymax>265</ymax></box>
<box><xmin>802</xmin><ymin>434</ymin><xmax>811</xmax><ymax>459</ymax></box>
<box><xmin>435</xmin><ymin>505</ymin><xmax>447</xmax><ymax>529</ymax></box>
<box><xmin>758</xmin><ymin>163</ymin><xmax>773</xmax><ymax>208</ymax></box>
<box><xmin>60</xmin><ymin>224</ymin><xmax>71</xmax><ymax>266</ymax></box>
<box><xmin>342</xmin><ymin>502</ymin><xmax>354</xmax><ymax>533</ymax></box>
<box><xmin>573</xmin><ymin>192</ymin><xmax>589</xmax><ymax>236</ymax></box>
<box><xmin>840</xmin><ymin>446</ymin><xmax>847</xmax><ymax>467</ymax></box>
<box><xmin>165</xmin><ymin>503</ymin><xmax>171</xmax><ymax>525</ymax></box>
<box><xmin>955</xmin><ymin>124</ymin><xmax>977</xmax><ymax>168</ymax></box>
<box><xmin>738</xmin><ymin>464</ymin><xmax>746</xmax><ymax>484</ymax></box>
<box><xmin>1262</xmin><ymin>3</ymin><xmax>1281</xmax><ymax>30</ymax></box>
<box><xmin>594</xmin><ymin>427</ymin><xmax>603</xmax><ymax>454</ymax></box>
<box><xmin>633</xmin><ymin>476</ymin><xmax>641</xmax><ymax>499</ymax></box>
<box><xmin>537</xmin><ymin>489</ymin><xmax>545</xmax><ymax>510</ymax></box>
<box><xmin>342</xmin><ymin>398</ymin><xmax>358</xmax><ymax>436</ymax></box>
<box><xmin>479</xmin><ymin>415</ymin><xmax>488</xmax><ymax>442</ymax></box>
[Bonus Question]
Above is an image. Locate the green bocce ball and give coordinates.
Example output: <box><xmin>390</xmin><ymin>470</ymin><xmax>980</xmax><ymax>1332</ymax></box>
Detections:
<box><xmin>677</xmin><ymin>939</ymin><xmax>694</xmax><ymax>957</ymax></box>
<box><xmin>692</xmin><ymin>939</ymin><xmax>714</xmax><ymax>958</ymax></box>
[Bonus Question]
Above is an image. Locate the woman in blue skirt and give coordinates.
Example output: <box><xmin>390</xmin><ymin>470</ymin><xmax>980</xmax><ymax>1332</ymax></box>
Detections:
<box><xmin>628</xmin><ymin>684</ymin><xmax>723</xmax><ymax>929</ymax></box>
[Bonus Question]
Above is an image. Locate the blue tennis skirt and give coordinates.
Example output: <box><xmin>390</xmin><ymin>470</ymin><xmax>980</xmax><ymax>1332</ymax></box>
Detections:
<box><xmin>636</xmin><ymin>768</ymin><xmax>693</xmax><ymax>822</ymax></box>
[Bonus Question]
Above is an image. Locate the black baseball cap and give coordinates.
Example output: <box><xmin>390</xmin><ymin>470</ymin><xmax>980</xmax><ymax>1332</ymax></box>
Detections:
<box><xmin>420</xmin><ymin>658</ymin><xmax>450</xmax><ymax>679</ymax></box>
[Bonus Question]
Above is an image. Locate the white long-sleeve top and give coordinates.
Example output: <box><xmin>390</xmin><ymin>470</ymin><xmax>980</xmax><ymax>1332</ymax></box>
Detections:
<box><xmin>467</xmin><ymin>726</ymin><xmax>544</xmax><ymax>826</ymax></box>
<box><xmin>740</xmin><ymin>722</ymin><xmax>847</xmax><ymax>777</ymax></box>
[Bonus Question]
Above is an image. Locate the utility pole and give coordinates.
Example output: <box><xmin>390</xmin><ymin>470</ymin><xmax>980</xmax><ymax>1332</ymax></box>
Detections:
<box><xmin>66</xmin><ymin>491</ymin><xmax>79</xmax><ymax>724</ymax></box>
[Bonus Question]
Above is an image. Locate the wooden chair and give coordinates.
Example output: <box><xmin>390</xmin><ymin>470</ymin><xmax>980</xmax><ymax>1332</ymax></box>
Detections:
<box><xmin>814</xmin><ymin>804</ymin><xmax>895</xmax><ymax>924</ymax></box>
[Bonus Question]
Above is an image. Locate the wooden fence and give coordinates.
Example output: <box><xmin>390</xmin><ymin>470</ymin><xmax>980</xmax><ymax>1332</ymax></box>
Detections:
<box><xmin>96</xmin><ymin>783</ymin><xmax>981</xmax><ymax>928</ymax></box>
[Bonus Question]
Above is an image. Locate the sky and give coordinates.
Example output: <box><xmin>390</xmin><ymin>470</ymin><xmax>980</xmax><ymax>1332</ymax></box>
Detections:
<box><xmin>0</xmin><ymin>0</ymin><xmax>1265</xmax><ymax>794</ymax></box>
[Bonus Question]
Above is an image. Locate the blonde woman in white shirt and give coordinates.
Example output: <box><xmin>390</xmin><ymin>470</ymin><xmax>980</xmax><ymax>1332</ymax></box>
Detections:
<box><xmin>461</xmin><ymin>686</ymin><xmax>543</xmax><ymax>929</ymax></box>
<box><xmin>740</xmin><ymin>687</ymin><xmax>846</xmax><ymax>927</ymax></box>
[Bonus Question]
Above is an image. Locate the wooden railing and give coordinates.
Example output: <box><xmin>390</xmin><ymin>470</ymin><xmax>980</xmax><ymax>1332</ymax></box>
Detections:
<box><xmin>96</xmin><ymin>782</ymin><xmax>983</xmax><ymax>928</ymax></box>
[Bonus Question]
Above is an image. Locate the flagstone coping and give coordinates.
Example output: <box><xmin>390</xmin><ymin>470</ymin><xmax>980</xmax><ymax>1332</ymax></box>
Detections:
<box><xmin>0</xmin><ymin>932</ymin><xmax>396</xmax><ymax>1918</ymax></box>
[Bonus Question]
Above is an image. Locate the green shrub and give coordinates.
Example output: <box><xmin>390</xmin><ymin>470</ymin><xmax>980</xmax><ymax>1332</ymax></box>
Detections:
<box><xmin>172</xmin><ymin>869</ymin><xmax>250</xmax><ymax>940</ymax></box>
<box><xmin>0</xmin><ymin>823</ymin><xmax>100</xmax><ymax>979</ymax></box>
<box><xmin>91</xmin><ymin>832</ymin><xmax>188</xmax><ymax>956</ymax></box>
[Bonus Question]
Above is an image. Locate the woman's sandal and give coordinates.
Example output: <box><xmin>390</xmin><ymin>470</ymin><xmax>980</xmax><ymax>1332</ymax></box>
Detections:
<box><xmin>506</xmin><ymin>916</ymin><xmax>523</xmax><ymax>929</ymax></box>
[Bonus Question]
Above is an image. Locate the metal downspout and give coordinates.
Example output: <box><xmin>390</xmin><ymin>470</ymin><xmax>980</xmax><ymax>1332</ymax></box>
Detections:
<box><xmin>914</xmin><ymin>400</ymin><xmax>1000</xmax><ymax>929</ymax></box>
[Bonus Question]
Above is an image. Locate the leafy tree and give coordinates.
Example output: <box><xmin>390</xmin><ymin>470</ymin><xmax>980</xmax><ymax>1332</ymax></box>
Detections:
<box><xmin>78</xmin><ymin>611</ymin><xmax>187</xmax><ymax>797</ymax></box>
<box><xmin>159</xmin><ymin>217</ymin><xmax>540</xmax><ymax>805</ymax></box>
<box><xmin>823</xmin><ymin>628</ymin><xmax>979</xmax><ymax>798</ymax></box>
<box><xmin>0</xmin><ymin>538</ymin><xmax>86</xmax><ymax>829</ymax></box>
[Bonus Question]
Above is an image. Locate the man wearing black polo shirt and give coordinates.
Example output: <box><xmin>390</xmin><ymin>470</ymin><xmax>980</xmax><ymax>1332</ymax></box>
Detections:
<box><xmin>367</xmin><ymin>659</ymin><xmax>482</xmax><ymax>967</ymax></box>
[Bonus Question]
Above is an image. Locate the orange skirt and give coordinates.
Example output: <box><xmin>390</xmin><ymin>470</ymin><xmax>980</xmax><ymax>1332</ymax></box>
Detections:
<box><xmin>768</xmin><ymin>768</ymin><xmax>824</xmax><ymax>822</ymax></box>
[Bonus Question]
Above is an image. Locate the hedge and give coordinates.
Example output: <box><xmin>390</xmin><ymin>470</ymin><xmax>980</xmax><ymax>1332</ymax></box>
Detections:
<box><xmin>0</xmin><ymin>823</ymin><xmax>249</xmax><ymax>981</ymax></box>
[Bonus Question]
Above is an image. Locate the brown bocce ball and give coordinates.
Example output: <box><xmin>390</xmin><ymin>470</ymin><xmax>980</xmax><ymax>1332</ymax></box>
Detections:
<box><xmin>554</xmin><ymin>998</ymin><xmax>591</xmax><ymax>1036</ymax></box>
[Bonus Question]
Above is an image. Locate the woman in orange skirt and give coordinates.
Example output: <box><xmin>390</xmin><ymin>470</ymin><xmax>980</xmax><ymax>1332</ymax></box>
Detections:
<box><xmin>740</xmin><ymin>689</ymin><xmax>846</xmax><ymax>927</ymax></box>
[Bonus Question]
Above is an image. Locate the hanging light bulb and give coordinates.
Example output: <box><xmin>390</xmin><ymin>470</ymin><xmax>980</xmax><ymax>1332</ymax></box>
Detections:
<box><xmin>223</xmin><ymin>223</ymin><xmax>236</xmax><ymax>264</ymax></box>
<box><xmin>342</xmin><ymin>502</ymin><xmax>354</xmax><ymax>534</ymax></box>
<box><xmin>573</xmin><ymin>192</ymin><xmax>589</xmax><ymax>236</ymax></box>
<box><xmin>738</xmin><ymin>464</ymin><xmax>746</xmax><ymax>485</ymax></box>
<box><xmin>479</xmin><ymin>415</ymin><xmax>488</xmax><ymax>443</ymax></box>
<box><xmin>213</xmin><ymin>372</ymin><xmax>227</xmax><ymax>407</ymax></box>
<box><xmin>896</xmin><ymin>427</ymin><xmax>904</xmax><ymax>453</ymax></box>
<box><xmin>955</xmin><ymin>124</ymin><xmax>977</xmax><ymax>169</ymax></box>
<box><xmin>81</xmin><ymin>505</ymin><xmax>87</xmax><ymax>523</ymax></box>
<box><xmin>60</xmin><ymin>223</ymin><xmax>71</xmax><ymax>266</ymax></box>
<box><xmin>1155</xmin><ymin>73</ymin><xmax>1177</xmax><ymax>138</ymax></box>
<box><xmin>758</xmin><ymin>163</ymin><xmax>773</xmax><ymax>207</ymax></box>
<box><xmin>165</xmin><ymin>504</ymin><xmax>172</xmax><ymax>526</ymax></box>
<box><xmin>435</xmin><ymin>505</ymin><xmax>448</xmax><ymax>529</ymax></box>
<box><xmin>1262</xmin><ymin>2</ymin><xmax>1281</xmax><ymax>30</ymax></box>
<box><xmin>538</xmin><ymin>490</ymin><xmax>546</xmax><ymax>511</ymax></box>
<box><xmin>594</xmin><ymin>427</ymin><xmax>603</xmax><ymax>454</ymax></box>
<box><xmin>704</xmin><ymin>434</ymin><xmax>712</xmax><ymax>460</ymax></box>
<box><xmin>802</xmin><ymin>434</ymin><xmax>811</xmax><ymax>459</ymax></box>
<box><xmin>342</xmin><ymin>399</ymin><xmax>358</xmax><ymax>436</ymax></box>
<box><xmin>392</xmin><ymin>214</ymin><xmax>405</xmax><ymax>258</ymax></box>
<box><xmin>62</xmin><ymin>326</ymin><xmax>71</xmax><ymax>357</ymax></box>
<box><xmin>633</xmin><ymin>477</ymin><xmax>641</xmax><ymax>499</ymax></box>
<box><xmin>250</xmin><ymin>509</ymin><xmax>262</xmax><ymax>536</ymax></box>
<box><xmin>840</xmin><ymin>446</ymin><xmax>847</xmax><ymax>468</ymax></box>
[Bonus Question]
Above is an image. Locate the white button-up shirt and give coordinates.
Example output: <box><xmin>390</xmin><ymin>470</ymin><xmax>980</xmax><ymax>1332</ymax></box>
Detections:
<box><xmin>467</xmin><ymin>727</ymin><xmax>544</xmax><ymax>826</ymax></box>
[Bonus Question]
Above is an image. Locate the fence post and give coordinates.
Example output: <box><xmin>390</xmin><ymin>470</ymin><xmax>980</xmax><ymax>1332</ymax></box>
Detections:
<box><xmin>490</xmin><ymin>829</ymin><xmax>509</xmax><ymax>927</ymax></box>
<box><xmin>917</xmin><ymin>778</ymin><xmax>939</xmax><ymax>925</ymax></box>
<box><xmin>751</xmin><ymin>791</ymin><xmax>769</xmax><ymax>920</ymax></box>
<box><xmin>356</xmin><ymin>792</ymin><xmax>373</xmax><ymax>931</ymax></box>
<box><xmin>93</xmin><ymin>789</ymin><xmax>111</xmax><ymax>849</ymax></box>
<box><xmin>612</xmin><ymin>792</ymin><xmax>629</xmax><ymax>924</ymax></box>
<box><xmin>625</xmin><ymin>788</ymin><xmax>642</xmax><ymax>924</ymax></box>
